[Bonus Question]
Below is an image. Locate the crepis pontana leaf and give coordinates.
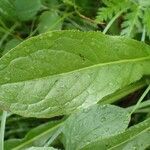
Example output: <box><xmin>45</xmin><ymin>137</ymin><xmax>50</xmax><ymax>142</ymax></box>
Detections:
<box><xmin>0</xmin><ymin>30</ymin><xmax>149</xmax><ymax>118</ymax></box>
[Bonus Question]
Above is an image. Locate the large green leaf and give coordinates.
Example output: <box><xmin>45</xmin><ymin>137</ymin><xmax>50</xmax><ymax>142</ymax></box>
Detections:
<box><xmin>5</xmin><ymin>120</ymin><xmax>63</xmax><ymax>150</ymax></box>
<box><xmin>0</xmin><ymin>30</ymin><xmax>150</xmax><ymax>118</ymax></box>
<box><xmin>82</xmin><ymin>118</ymin><xmax>150</xmax><ymax>150</ymax></box>
<box><xmin>62</xmin><ymin>104</ymin><xmax>130</xmax><ymax>150</ymax></box>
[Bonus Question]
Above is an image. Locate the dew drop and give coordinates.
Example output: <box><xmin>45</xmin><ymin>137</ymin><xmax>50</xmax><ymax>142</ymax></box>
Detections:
<box><xmin>101</xmin><ymin>116</ymin><xmax>106</xmax><ymax>122</ymax></box>
<box><xmin>83</xmin><ymin>108</ymin><xmax>89</xmax><ymax>113</ymax></box>
<box><xmin>108</xmin><ymin>82</ymin><xmax>113</xmax><ymax>86</ymax></box>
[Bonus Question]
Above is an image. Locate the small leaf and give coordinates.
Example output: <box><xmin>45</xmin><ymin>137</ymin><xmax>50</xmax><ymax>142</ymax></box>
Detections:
<box><xmin>63</xmin><ymin>0</ymin><xmax>74</xmax><ymax>6</ymax></box>
<box><xmin>96</xmin><ymin>0</ymin><xmax>128</xmax><ymax>22</ymax></box>
<box><xmin>143</xmin><ymin>8</ymin><xmax>150</xmax><ymax>38</ymax></box>
<box><xmin>0</xmin><ymin>0</ymin><xmax>42</xmax><ymax>21</ymax></box>
<box><xmin>42</xmin><ymin>0</ymin><xmax>59</xmax><ymax>8</ymax></box>
<box><xmin>82</xmin><ymin>118</ymin><xmax>150</xmax><ymax>150</ymax></box>
<box><xmin>3</xmin><ymin>39</ymin><xmax>22</xmax><ymax>55</ymax></box>
<box><xmin>138</xmin><ymin>0</ymin><xmax>150</xmax><ymax>7</ymax></box>
<box><xmin>25</xmin><ymin>147</ymin><xmax>58</xmax><ymax>150</ymax></box>
<box><xmin>115</xmin><ymin>131</ymin><xmax>150</xmax><ymax>150</ymax></box>
<box><xmin>121</xmin><ymin>4</ymin><xmax>142</xmax><ymax>37</ymax></box>
<box><xmin>0</xmin><ymin>31</ymin><xmax>150</xmax><ymax>118</ymax></box>
<box><xmin>38</xmin><ymin>11</ymin><xmax>62</xmax><ymax>33</ymax></box>
<box><xmin>14</xmin><ymin>0</ymin><xmax>42</xmax><ymax>21</ymax></box>
<box><xmin>62</xmin><ymin>104</ymin><xmax>130</xmax><ymax>150</ymax></box>
<box><xmin>5</xmin><ymin>120</ymin><xmax>63</xmax><ymax>150</ymax></box>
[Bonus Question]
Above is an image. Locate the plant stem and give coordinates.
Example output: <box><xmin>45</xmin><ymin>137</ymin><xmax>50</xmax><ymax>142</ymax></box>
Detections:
<box><xmin>103</xmin><ymin>9</ymin><xmax>125</xmax><ymax>34</ymax></box>
<box><xmin>0</xmin><ymin>112</ymin><xmax>12</xmax><ymax>121</ymax></box>
<box><xmin>141</xmin><ymin>27</ymin><xmax>146</xmax><ymax>42</ymax></box>
<box><xmin>127</xmin><ymin>100</ymin><xmax>150</xmax><ymax>112</ymax></box>
<box><xmin>130</xmin><ymin>85</ymin><xmax>150</xmax><ymax>115</ymax></box>
<box><xmin>0</xmin><ymin>111</ymin><xmax>7</xmax><ymax>150</ymax></box>
<box><xmin>0</xmin><ymin>23</ymin><xmax>19</xmax><ymax>48</ymax></box>
<box><xmin>127</xmin><ymin>25</ymin><xmax>149</xmax><ymax>114</ymax></box>
<box><xmin>73</xmin><ymin>1</ymin><xmax>100</xmax><ymax>25</ymax></box>
<box><xmin>76</xmin><ymin>10</ymin><xmax>101</xmax><ymax>24</ymax></box>
<box><xmin>134</xmin><ymin>108</ymin><xmax>150</xmax><ymax>113</ymax></box>
<box><xmin>44</xmin><ymin>126</ymin><xmax>63</xmax><ymax>146</ymax></box>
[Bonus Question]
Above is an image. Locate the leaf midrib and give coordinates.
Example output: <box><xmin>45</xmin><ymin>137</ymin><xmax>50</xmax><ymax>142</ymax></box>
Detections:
<box><xmin>1</xmin><ymin>56</ymin><xmax>150</xmax><ymax>85</ymax></box>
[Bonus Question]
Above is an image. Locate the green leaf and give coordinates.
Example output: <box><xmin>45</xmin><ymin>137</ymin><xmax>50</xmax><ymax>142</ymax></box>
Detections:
<box><xmin>96</xmin><ymin>0</ymin><xmax>128</xmax><ymax>22</ymax></box>
<box><xmin>143</xmin><ymin>8</ymin><xmax>150</xmax><ymax>38</ymax></box>
<box><xmin>121</xmin><ymin>4</ymin><xmax>142</xmax><ymax>37</ymax></box>
<box><xmin>0</xmin><ymin>30</ymin><xmax>150</xmax><ymax>118</ymax></box>
<box><xmin>0</xmin><ymin>0</ymin><xmax>42</xmax><ymax>22</ymax></box>
<box><xmin>42</xmin><ymin>0</ymin><xmax>59</xmax><ymax>8</ymax></box>
<box><xmin>25</xmin><ymin>147</ymin><xmax>58</xmax><ymax>150</ymax></box>
<box><xmin>5</xmin><ymin>120</ymin><xmax>63</xmax><ymax>150</ymax></box>
<box><xmin>138</xmin><ymin>0</ymin><xmax>150</xmax><ymax>7</ymax></box>
<box><xmin>0</xmin><ymin>0</ymin><xmax>16</xmax><ymax>21</ymax></box>
<box><xmin>99</xmin><ymin>79</ymin><xmax>147</xmax><ymax>105</ymax></box>
<box><xmin>14</xmin><ymin>0</ymin><xmax>42</xmax><ymax>21</ymax></box>
<box><xmin>63</xmin><ymin>0</ymin><xmax>74</xmax><ymax>6</ymax></box>
<box><xmin>62</xmin><ymin>104</ymin><xmax>130</xmax><ymax>150</ymax></box>
<box><xmin>114</xmin><ymin>131</ymin><xmax>150</xmax><ymax>150</ymax></box>
<box><xmin>38</xmin><ymin>11</ymin><xmax>62</xmax><ymax>33</ymax></box>
<box><xmin>3</xmin><ymin>39</ymin><xmax>22</xmax><ymax>55</ymax></box>
<box><xmin>82</xmin><ymin>118</ymin><xmax>150</xmax><ymax>150</ymax></box>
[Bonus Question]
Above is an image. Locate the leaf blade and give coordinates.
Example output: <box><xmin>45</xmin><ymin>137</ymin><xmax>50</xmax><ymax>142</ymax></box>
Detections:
<box><xmin>82</xmin><ymin>118</ymin><xmax>150</xmax><ymax>150</ymax></box>
<box><xmin>62</xmin><ymin>104</ymin><xmax>130</xmax><ymax>150</ymax></box>
<box><xmin>5</xmin><ymin>120</ymin><xmax>63</xmax><ymax>150</ymax></box>
<box><xmin>0</xmin><ymin>30</ymin><xmax>150</xmax><ymax>118</ymax></box>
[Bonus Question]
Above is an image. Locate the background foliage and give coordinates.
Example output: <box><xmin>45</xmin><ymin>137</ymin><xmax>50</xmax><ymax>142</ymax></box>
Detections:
<box><xmin>0</xmin><ymin>0</ymin><xmax>150</xmax><ymax>150</ymax></box>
